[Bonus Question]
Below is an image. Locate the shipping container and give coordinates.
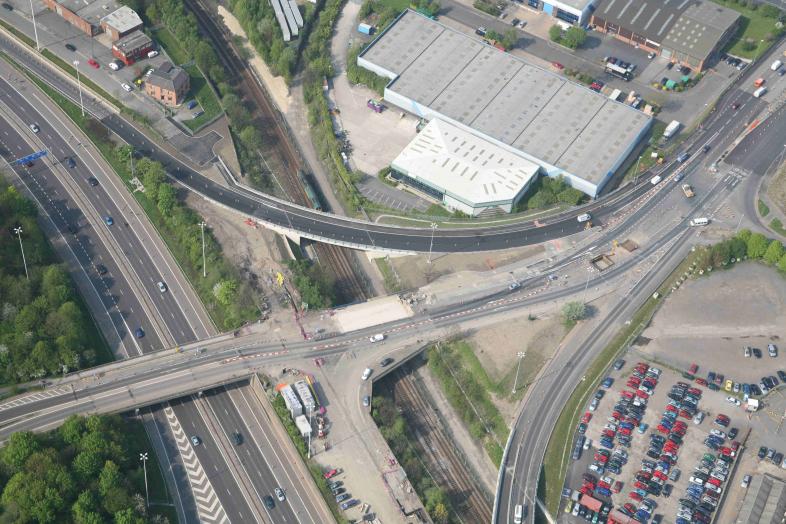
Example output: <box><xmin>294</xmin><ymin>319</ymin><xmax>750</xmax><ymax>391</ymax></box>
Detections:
<box><xmin>358</xmin><ymin>23</ymin><xmax>374</xmax><ymax>35</ymax></box>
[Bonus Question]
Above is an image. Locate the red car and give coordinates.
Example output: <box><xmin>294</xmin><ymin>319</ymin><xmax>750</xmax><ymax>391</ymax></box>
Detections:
<box><xmin>673</xmin><ymin>428</ymin><xmax>687</xmax><ymax>437</ymax></box>
<box><xmin>707</xmin><ymin>477</ymin><xmax>721</xmax><ymax>487</ymax></box>
<box><xmin>598</xmin><ymin>480</ymin><xmax>611</xmax><ymax>489</ymax></box>
<box><xmin>657</xmin><ymin>425</ymin><xmax>669</xmax><ymax>434</ymax></box>
<box><xmin>695</xmin><ymin>377</ymin><xmax>708</xmax><ymax>386</ymax></box>
<box><xmin>688</xmin><ymin>363</ymin><xmax>699</xmax><ymax>374</ymax></box>
<box><xmin>629</xmin><ymin>491</ymin><xmax>643</xmax><ymax>502</ymax></box>
<box><xmin>654</xmin><ymin>470</ymin><xmax>668</xmax><ymax>481</ymax></box>
<box><xmin>679</xmin><ymin>410</ymin><xmax>693</xmax><ymax>419</ymax></box>
<box><xmin>666</xmin><ymin>404</ymin><xmax>678</xmax><ymax>413</ymax></box>
<box><xmin>623</xmin><ymin>502</ymin><xmax>636</xmax><ymax>514</ymax></box>
<box><xmin>602</xmin><ymin>429</ymin><xmax>616</xmax><ymax>438</ymax></box>
<box><xmin>720</xmin><ymin>446</ymin><xmax>733</xmax><ymax>456</ymax></box>
<box><xmin>87</xmin><ymin>58</ymin><xmax>99</xmax><ymax>69</ymax></box>
<box><xmin>688</xmin><ymin>387</ymin><xmax>702</xmax><ymax>397</ymax></box>
<box><xmin>627</xmin><ymin>377</ymin><xmax>641</xmax><ymax>386</ymax></box>
<box><xmin>323</xmin><ymin>469</ymin><xmax>338</xmax><ymax>479</ymax></box>
<box><xmin>621</xmin><ymin>390</ymin><xmax>634</xmax><ymax>399</ymax></box>
<box><xmin>634</xmin><ymin>480</ymin><xmax>647</xmax><ymax>490</ymax></box>
<box><xmin>635</xmin><ymin>390</ymin><xmax>649</xmax><ymax>399</ymax></box>
<box><xmin>613</xmin><ymin>481</ymin><xmax>623</xmax><ymax>494</ymax></box>
<box><xmin>580</xmin><ymin>485</ymin><xmax>592</xmax><ymax>495</ymax></box>
<box><xmin>551</xmin><ymin>61</ymin><xmax>564</xmax><ymax>70</ymax></box>
<box><xmin>619</xmin><ymin>427</ymin><xmax>632</xmax><ymax>436</ymax></box>
<box><xmin>581</xmin><ymin>411</ymin><xmax>592</xmax><ymax>424</ymax></box>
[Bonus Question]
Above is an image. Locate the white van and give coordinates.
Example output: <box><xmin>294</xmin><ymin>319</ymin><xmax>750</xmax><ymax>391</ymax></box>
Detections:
<box><xmin>690</xmin><ymin>217</ymin><xmax>709</xmax><ymax>226</ymax></box>
<box><xmin>771</xmin><ymin>59</ymin><xmax>782</xmax><ymax>71</ymax></box>
<box><xmin>577</xmin><ymin>213</ymin><xmax>591</xmax><ymax>223</ymax></box>
<box><xmin>514</xmin><ymin>504</ymin><xmax>523</xmax><ymax>524</ymax></box>
<box><xmin>147</xmin><ymin>50</ymin><xmax>159</xmax><ymax>58</ymax></box>
<box><xmin>650</xmin><ymin>175</ymin><xmax>662</xmax><ymax>185</ymax></box>
<box><xmin>369</xmin><ymin>333</ymin><xmax>384</xmax><ymax>343</ymax></box>
<box><xmin>754</xmin><ymin>86</ymin><xmax>767</xmax><ymax>98</ymax></box>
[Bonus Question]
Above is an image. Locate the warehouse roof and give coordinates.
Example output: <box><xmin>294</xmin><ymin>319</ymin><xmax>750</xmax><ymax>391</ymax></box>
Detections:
<box><xmin>662</xmin><ymin>2</ymin><xmax>739</xmax><ymax>61</ymax></box>
<box><xmin>52</xmin><ymin>0</ymin><xmax>120</xmax><ymax>24</ymax></box>
<box><xmin>737</xmin><ymin>474</ymin><xmax>786</xmax><ymax>524</ymax></box>
<box><xmin>392</xmin><ymin>119</ymin><xmax>540</xmax><ymax>206</ymax></box>
<box><xmin>360</xmin><ymin>10</ymin><xmax>651</xmax><ymax>187</ymax></box>
<box><xmin>101</xmin><ymin>6</ymin><xmax>143</xmax><ymax>33</ymax></box>
<box><xmin>552</xmin><ymin>0</ymin><xmax>596</xmax><ymax>11</ymax></box>
<box><xmin>593</xmin><ymin>0</ymin><xmax>695</xmax><ymax>44</ymax></box>
<box><xmin>112</xmin><ymin>30</ymin><xmax>152</xmax><ymax>53</ymax></box>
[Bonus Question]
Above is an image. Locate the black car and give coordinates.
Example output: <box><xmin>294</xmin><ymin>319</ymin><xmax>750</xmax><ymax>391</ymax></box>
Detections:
<box><xmin>751</xmin><ymin>384</ymin><xmax>762</xmax><ymax>396</ymax></box>
<box><xmin>1</xmin><ymin>2</ymin><xmax>12</xmax><ymax>10</ymax></box>
<box><xmin>666</xmin><ymin>62</ymin><xmax>674</xmax><ymax>70</ymax></box>
<box><xmin>65</xmin><ymin>157</ymin><xmax>76</xmax><ymax>168</ymax></box>
<box><xmin>753</xmin><ymin>347</ymin><xmax>762</xmax><ymax>358</ymax></box>
<box><xmin>758</xmin><ymin>446</ymin><xmax>768</xmax><ymax>459</ymax></box>
<box><xmin>594</xmin><ymin>390</ymin><xmax>605</xmax><ymax>400</ymax></box>
<box><xmin>779</xmin><ymin>370</ymin><xmax>786</xmax><ymax>382</ymax></box>
<box><xmin>662</xmin><ymin>484</ymin><xmax>672</xmax><ymax>498</ymax></box>
<box><xmin>233</xmin><ymin>432</ymin><xmax>243</xmax><ymax>445</ymax></box>
<box><xmin>96</xmin><ymin>264</ymin><xmax>107</xmax><ymax>275</ymax></box>
<box><xmin>773</xmin><ymin>452</ymin><xmax>784</xmax><ymax>465</ymax></box>
<box><xmin>728</xmin><ymin>427</ymin><xmax>738</xmax><ymax>440</ymax></box>
<box><xmin>65</xmin><ymin>43</ymin><xmax>76</xmax><ymax>52</ymax></box>
<box><xmin>613</xmin><ymin>359</ymin><xmax>625</xmax><ymax>370</ymax></box>
<box><xmin>88</xmin><ymin>177</ymin><xmax>99</xmax><ymax>186</ymax></box>
<box><xmin>264</xmin><ymin>495</ymin><xmax>275</xmax><ymax>510</ymax></box>
<box><xmin>379</xmin><ymin>357</ymin><xmax>394</xmax><ymax>367</ymax></box>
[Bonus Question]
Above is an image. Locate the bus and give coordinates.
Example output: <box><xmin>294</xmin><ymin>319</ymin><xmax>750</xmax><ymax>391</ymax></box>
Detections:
<box><xmin>605</xmin><ymin>63</ymin><xmax>632</xmax><ymax>81</ymax></box>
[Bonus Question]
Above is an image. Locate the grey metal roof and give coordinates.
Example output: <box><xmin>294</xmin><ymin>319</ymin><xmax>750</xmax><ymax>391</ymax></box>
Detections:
<box><xmin>113</xmin><ymin>30</ymin><xmax>152</xmax><ymax>53</ymax></box>
<box><xmin>53</xmin><ymin>0</ymin><xmax>120</xmax><ymax>24</ymax></box>
<box><xmin>593</xmin><ymin>0</ymin><xmax>696</xmax><ymax>44</ymax></box>
<box><xmin>148</xmin><ymin>61</ymin><xmax>189</xmax><ymax>92</ymax></box>
<box><xmin>100</xmin><ymin>6</ymin><xmax>142</xmax><ymax>33</ymax></box>
<box><xmin>737</xmin><ymin>474</ymin><xmax>786</xmax><ymax>524</ymax></box>
<box><xmin>661</xmin><ymin>2</ymin><xmax>739</xmax><ymax>61</ymax></box>
<box><xmin>554</xmin><ymin>0</ymin><xmax>597</xmax><ymax>11</ymax></box>
<box><xmin>360</xmin><ymin>10</ymin><xmax>651</xmax><ymax>186</ymax></box>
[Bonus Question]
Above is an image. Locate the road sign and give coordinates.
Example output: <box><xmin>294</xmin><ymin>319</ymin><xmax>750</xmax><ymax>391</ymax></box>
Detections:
<box><xmin>11</xmin><ymin>150</ymin><xmax>47</xmax><ymax>165</ymax></box>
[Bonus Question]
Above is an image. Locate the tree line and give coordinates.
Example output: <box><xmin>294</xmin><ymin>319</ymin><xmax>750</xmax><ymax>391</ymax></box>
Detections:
<box><xmin>0</xmin><ymin>415</ymin><xmax>166</xmax><ymax>523</ymax></box>
<box><xmin>696</xmin><ymin>228</ymin><xmax>786</xmax><ymax>271</ymax></box>
<box><xmin>0</xmin><ymin>182</ymin><xmax>107</xmax><ymax>383</ymax></box>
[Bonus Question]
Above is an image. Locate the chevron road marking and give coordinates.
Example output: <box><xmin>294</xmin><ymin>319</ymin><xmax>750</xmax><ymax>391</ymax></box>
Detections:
<box><xmin>163</xmin><ymin>405</ymin><xmax>230</xmax><ymax>524</ymax></box>
<box><xmin>0</xmin><ymin>385</ymin><xmax>73</xmax><ymax>412</ymax></box>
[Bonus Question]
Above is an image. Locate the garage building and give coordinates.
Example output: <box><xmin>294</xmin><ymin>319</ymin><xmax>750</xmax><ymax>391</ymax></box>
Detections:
<box><xmin>43</xmin><ymin>0</ymin><xmax>120</xmax><ymax>36</ymax></box>
<box><xmin>100</xmin><ymin>6</ymin><xmax>143</xmax><ymax>41</ymax></box>
<box><xmin>591</xmin><ymin>0</ymin><xmax>739</xmax><ymax>72</ymax></box>
<box><xmin>112</xmin><ymin>30</ymin><xmax>154</xmax><ymax>66</ymax></box>
<box><xmin>358</xmin><ymin>10</ymin><xmax>651</xmax><ymax>211</ymax></box>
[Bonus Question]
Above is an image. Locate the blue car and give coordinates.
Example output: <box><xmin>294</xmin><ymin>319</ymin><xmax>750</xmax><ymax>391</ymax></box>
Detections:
<box><xmin>104</xmin><ymin>216</ymin><xmax>114</xmax><ymax>226</ymax></box>
<box><xmin>186</xmin><ymin>100</ymin><xmax>198</xmax><ymax>110</ymax></box>
<box><xmin>595</xmin><ymin>487</ymin><xmax>611</xmax><ymax>497</ymax></box>
<box><xmin>602</xmin><ymin>377</ymin><xmax>614</xmax><ymax>388</ymax></box>
<box><xmin>743</xmin><ymin>383</ymin><xmax>751</xmax><ymax>396</ymax></box>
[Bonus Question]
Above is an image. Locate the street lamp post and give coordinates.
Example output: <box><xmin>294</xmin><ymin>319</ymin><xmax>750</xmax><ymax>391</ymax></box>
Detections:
<box><xmin>198</xmin><ymin>221</ymin><xmax>207</xmax><ymax>277</ymax></box>
<box><xmin>73</xmin><ymin>60</ymin><xmax>85</xmax><ymax>117</ymax></box>
<box><xmin>633</xmin><ymin>154</ymin><xmax>643</xmax><ymax>184</ymax></box>
<box><xmin>139</xmin><ymin>452</ymin><xmax>149</xmax><ymax>509</ymax></box>
<box><xmin>29</xmin><ymin>0</ymin><xmax>40</xmax><ymax>51</ymax></box>
<box><xmin>427</xmin><ymin>222</ymin><xmax>438</xmax><ymax>264</ymax></box>
<box><xmin>13</xmin><ymin>227</ymin><xmax>29</xmax><ymax>280</ymax></box>
<box><xmin>511</xmin><ymin>351</ymin><xmax>526</xmax><ymax>394</ymax></box>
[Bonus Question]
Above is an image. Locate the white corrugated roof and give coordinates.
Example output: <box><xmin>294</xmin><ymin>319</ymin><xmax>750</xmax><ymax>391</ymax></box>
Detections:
<box><xmin>392</xmin><ymin>119</ymin><xmax>539</xmax><ymax>206</ymax></box>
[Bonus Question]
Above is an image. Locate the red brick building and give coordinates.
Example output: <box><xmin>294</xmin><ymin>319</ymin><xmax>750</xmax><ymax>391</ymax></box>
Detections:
<box><xmin>42</xmin><ymin>0</ymin><xmax>119</xmax><ymax>36</ymax></box>
<box><xmin>145</xmin><ymin>62</ymin><xmax>190</xmax><ymax>106</ymax></box>
<box><xmin>111</xmin><ymin>30</ymin><xmax>154</xmax><ymax>66</ymax></box>
<box><xmin>100</xmin><ymin>6</ymin><xmax>143</xmax><ymax>41</ymax></box>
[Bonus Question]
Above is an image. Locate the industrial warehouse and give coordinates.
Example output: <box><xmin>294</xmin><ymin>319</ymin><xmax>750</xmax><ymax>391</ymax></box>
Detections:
<box><xmin>591</xmin><ymin>0</ymin><xmax>740</xmax><ymax>72</ymax></box>
<box><xmin>357</xmin><ymin>10</ymin><xmax>651</xmax><ymax>216</ymax></box>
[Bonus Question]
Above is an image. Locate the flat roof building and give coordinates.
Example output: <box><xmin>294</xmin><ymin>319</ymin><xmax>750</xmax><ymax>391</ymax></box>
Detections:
<box><xmin>280</xmin><ymin>385</ymin><xmax>303</xmax><ymax>418</ymax></box>
<box><xmin>111</xmin><ymin>30</ymin><xmax>154</xmax><ymax>65</ymax></box>
<box><xmin>43</xmin><ymin>0</ymin><xmax>120</xmax><ymax>36</ymax></box>
<box><xmin>101</xmin><ymin>6</ymin><xmax>143</xmax><ymax>41</ymax></box>
<box><xmin>293</xmin><ymin>380</ymin><xmax>316</xmax><ymax>413</ymax></box>
<box><xmin>736</xmin><ymin>474</ymin><xmax>786</xmax><ymax>524</ymax></box>
<box><xmin>359</xmin><ymin>10</ymin><xmax>651</xmax><ymax>204</ymax></box>
<box><xmin>525</xmin><ymin>0</ymin><xmax>600</xmax><ymax>26</ymax></box>
<box><xmin>591</xmin><ymin>0</ymin><xmax>739</xmax><ymax>71</ymax></box>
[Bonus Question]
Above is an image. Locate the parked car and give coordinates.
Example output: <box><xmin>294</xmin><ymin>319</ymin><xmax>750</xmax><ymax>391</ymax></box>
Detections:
<box><xmin>65</xmin><ymin>43</ymin><xmax>76</xmax><ymax>52</ymax></box>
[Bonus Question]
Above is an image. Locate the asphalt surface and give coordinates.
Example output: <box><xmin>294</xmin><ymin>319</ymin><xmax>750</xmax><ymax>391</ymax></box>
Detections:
<box><xmin>0</xmin><ymin>74</ymin><xmax>212</xmax><ymax>352</ymax></box>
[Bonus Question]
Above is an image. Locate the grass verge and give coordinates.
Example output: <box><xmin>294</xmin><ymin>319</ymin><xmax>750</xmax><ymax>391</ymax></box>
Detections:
<box><xmin>713</xmin><ymin>0</ymin><xmax>783</xmax><ymax>59</ymax></box>
<box><xmin>126</xmin><ymin>420</ymin><xmax>178</xmax><ymax>523</ymax></box>
<box><xmin>771</xmin><ymin>217</ymin><xmax>786</xmax><ymax>236</ymax></box>
<box><xmin>374</xmin><ymin>257</ymin><xmax>402</xmax><ymax>293</ymax></box>
<box><xmin>541</xmin><ymin>250</ymin><xmax>699</xmax><ymax>514</ymax></box>
<box><xmin>759</xmin><ymin>199</ymin><xmax>771</xmax><ymax>217</ymax></box>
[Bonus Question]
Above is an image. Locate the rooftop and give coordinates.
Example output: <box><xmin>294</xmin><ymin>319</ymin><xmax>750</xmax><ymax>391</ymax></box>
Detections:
<box><xmin>593</xmin><ymin>0</ymin><xmax>696</xmax><ymax>44</ymax></box>
<box><xmin>112</xmin><ymin>30</ymin><xmax>152</xmax><ymax>53</ymax></box>
<box><xmin>661</xmin><ymin>2</ymin><xmax>739</xmax><ymax>60</ymax></box>
<box><xmin>100</xmin><ymin>5</ymin><xmax>143</xmax><ymax>33</ymax></box>
<box><xmin>51</xmin><ymin>0</ymin><xmax>120</xmax><ymax>25</ymax></box>
<box><xmin>391</xmin><ymin>119</ymin><xmax>540</xmax><ymax>206</ymax></box>
<box><xmin>148</xmin><ymin>61</ymin><xmax>189</xmax><ymax>92</ymax></box>
<box><xmin>360</xmin><ymin>10</ymin><xmax>651</xmax><ymax>186</ymax></box>
<box><xmin>552</xmin><ymin>0</ymin><xmax>596</xmax><ymax>11</ymax></box>
<box><xmin>737</xmin><ymin>474</ymin><xmax>786</xmax><ymax>524</ymax></box>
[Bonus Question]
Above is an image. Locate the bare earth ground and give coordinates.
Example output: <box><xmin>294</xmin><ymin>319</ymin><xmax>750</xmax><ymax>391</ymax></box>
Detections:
<box><xmin>185</xmin><ymin>194</ymin><xmax>299</xmax><ymax>336</ymax></box>
<box><xmin>390</xmin><ymin>244</ymin><xmax>546</xmax><ymax>290</ymax></box>
<box><xmin>637</xmin><ymin>263</ymin><xmax>786</xmax><ymax>385</ymax></box>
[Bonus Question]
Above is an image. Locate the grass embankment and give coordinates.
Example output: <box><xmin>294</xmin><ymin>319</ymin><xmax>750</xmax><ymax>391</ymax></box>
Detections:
<box><xmin>374</xmin><ymin>257</ymin><xmax>402</xmax><ymax>293</ymax></box>
<box><xmin>759</xmin><ymin>199</ymin><xmax>771</xmax><ymax>217</ymax></box>
<box><xmin>623</xmin><ymin>120</ymin><xmax>668</xmax><ymax>182</ymax></box>
<box><xmin>771</xmin><ymin>218</ymin><xmax>786</xmax><ymax>237</ymax></box>
<box><xmin>17</xmin><ymin>61</ymin><xmax>258</xmax><ymax>329</ymax></box>
<box><xmin>541</xmin><ymin>251</ymin><xmax>699</xmax><ymax>515</ymax></box>
<box><xmin>151</xmin><ymin>28</ymin><xmax>222</xmax><ymax>131</ymax></box>
<box><xmin>713</xmin><ymin>0</ymin><xmax>784</xmax><ymax>59</ymax></box>
<box><xmin>270</xmin><ymin>394</ymin><xmax>350</xmax><ymax>524</ymax></box>
<box><xmin>428</xmin><ymin>342</ymin><xmax>509</xmax><ymax>466</ymax></box>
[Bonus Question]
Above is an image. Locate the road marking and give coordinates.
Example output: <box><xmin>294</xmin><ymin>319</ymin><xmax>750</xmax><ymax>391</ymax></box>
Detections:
<box><xmin>163</xmin><ymin>405</ymin><xmax>230</xmax><ymax>524</ymax></box>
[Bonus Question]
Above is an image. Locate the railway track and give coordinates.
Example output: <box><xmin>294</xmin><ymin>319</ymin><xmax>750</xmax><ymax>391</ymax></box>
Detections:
<box><xmin>393</xmin><ymin>366</ymin><xmax>493</xmax><ymax>523</ymax></box>
<box><xmin>183</xmin><ymin>0</ymin><xmax>369</xmax><ymax>303</ymax></box>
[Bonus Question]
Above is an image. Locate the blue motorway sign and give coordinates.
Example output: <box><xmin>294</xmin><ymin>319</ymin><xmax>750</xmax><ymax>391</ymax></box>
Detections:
<box><xmin>12</xmin><ymin>150</ymin><xmax>47</xmax><ymax>165</ymax></box>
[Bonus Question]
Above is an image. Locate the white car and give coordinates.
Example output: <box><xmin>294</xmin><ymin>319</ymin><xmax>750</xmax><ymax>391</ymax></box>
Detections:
<box><xmin>741</xmin><ymin>474</ymin><xmax>751</xmax><ymax>488</ymax></box>
<box><xmin>121</xmin><ymin>83</ymin><xmax>133</xmax><ymax>92</ymax></box>
<box><xmin>274</xmin><ymin>487</ymin><xmax>285</xmax><ymax>502</ymax></box>
<box><xmin>29</xmin><ymin>123</ymin><xmax>40</xmax><ymax>133</ymax></box>
<box><xmin>157</xmin><ymin>281</ymin><xmax>167</xmax><ymax>293</ymax></box>
<box><xmin>361</xmin><ymin>368</ymin><xmax>372</xmax><ymax>381</ymax></box>
<box><xmin>710</xmin><ymin>429</ymin><xmax>726</xmax><ymax>438</ymax></box>
<box><xmin>577</xmin><ymin>213</ymin><xmax>591</xmax><ymax>223</ymax></box>
<box><xmin>147</xmin><ymin>50</ymin><xmax>159</xmax><ymax>58</ymax></box>
<box><xmin>583</xmin><ymin>438</ymin><xmax>592</xmax><ymax>451</ymax></box>
<box><xmin>725</xmin><ymin>396</ymin><xmax>741</xmax><ymax>406</ymax></box>
<box><xmin>369</xmin><ymin>333</ymin><xmax>384</xmax><ymax>343</ymax></box>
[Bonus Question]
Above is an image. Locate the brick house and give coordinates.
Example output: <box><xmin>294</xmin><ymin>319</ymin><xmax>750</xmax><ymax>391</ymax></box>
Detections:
<box><xmin>145</xmin><ymin>62</ymin><xmax>190</xmax><ymax>106</ymax></box>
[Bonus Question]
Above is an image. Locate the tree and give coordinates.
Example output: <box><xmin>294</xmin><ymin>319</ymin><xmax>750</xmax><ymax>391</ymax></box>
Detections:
<box><xmin>73</xmin><ymin>450</ymin><xmax>104</xmax><ymax>483</ymax></box>
<box><xmin>277</xmin><ymin>46</ymin><xmax>296</xmax><ymax>81</ymax></box>
<box><xmin>432</xmin><ymin>502</ymin><xmax>449</xmax><ymax>524</ymax></box>
<box><xmin>761</xmin><ymin>4</ymin><xmax>781</xmax><ymax>18</ymax></box>
<box><xmin>501</xmin><ymin>29</ymin><xmax>517</xmax><ymax>50</ymax></box>
<box><xmin>746</xmin><ymin>232</ymin><xmax>769</xmax><ymax>259</ymax></box>
<box><xmin>194</xmin><ymin>41</ymin><xmax>218</xmax><ymax>73</ymax></box>
<box><xmin>157</xmin><ymin>184</ymin><xmax>177</xmax><ymax>216</ymax></box>
<box><xmin>562</xmin><ymin>301</ymin><xmax>587</xmax><ymax>325</ymax></box>
<box><xmin>213</xmin><ymin>280</ymin><xmax>238</xmax><ymax>306</ymax></box>
<box><xmin>239</xmin><ymin>126</ymin><xmax>263</xmax><ymax>151</ymax></box>
<box><xmin>779</xmin><ymin>252</ymin><xmax>786</xmax><ymax>272</ymax></box>
<box><xmin>99</xmin><ymin>461</ymin><xmax>122</xmax><ymax>498</ymax></box>
<box><xmin>2</xmin><ymin>431</ymin><xmax>40</xmax><ymax>472</ymax></box>
<box><xmin>562</xmin><ymin>26</ymin><xmax>587</xmax><ymax>49</ymax></box>
<box><xmin>72</xmin><ymin>490</ymin><xmax>100</xmax><ymax>524</ymax></box>
<box><xmin>764</xmin><ymin>240</ymin><xmax>784</xmax><ymax>265</ymax></box>
<box><xmin>548</xmin><ymin>25</ymin><xmax>562</xmax><ymax>42</ymax></box>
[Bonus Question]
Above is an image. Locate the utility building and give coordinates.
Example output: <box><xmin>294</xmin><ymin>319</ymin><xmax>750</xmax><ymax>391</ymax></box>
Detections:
<box><xmin>358</xmin><ymin>10</ymin><xmax>651</xmax><ymax>213</ymax></box>
<box><xmin>525</xmin><ymin>0</ymin><xmax>600</xmax><ymax>26</ymax></box>
<box><xmin>101</xmin><ymin>6</ymin><xmax>143</xmax><ymax>41</ymax></box>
